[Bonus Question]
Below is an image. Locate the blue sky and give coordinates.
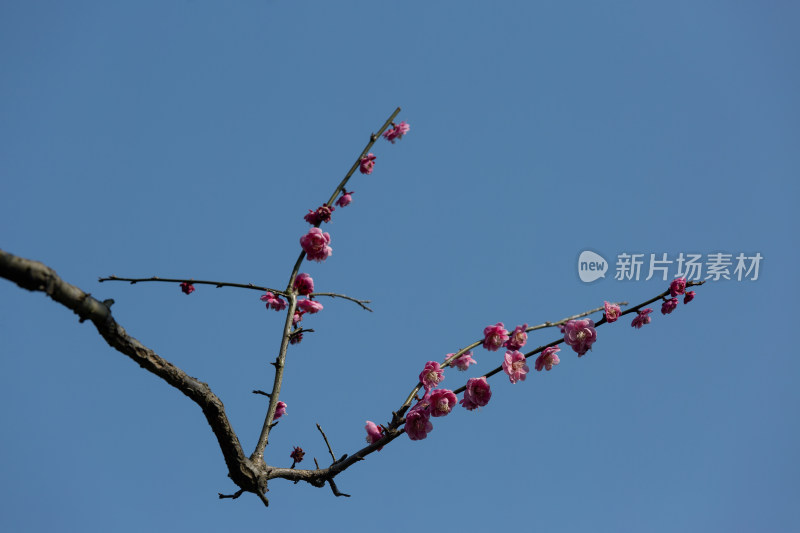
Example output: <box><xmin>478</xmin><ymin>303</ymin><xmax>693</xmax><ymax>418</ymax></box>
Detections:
<box><xmin>1</xmin><ymin>2</ymin><xmax>798</xmax><ymax>531</ymax></box>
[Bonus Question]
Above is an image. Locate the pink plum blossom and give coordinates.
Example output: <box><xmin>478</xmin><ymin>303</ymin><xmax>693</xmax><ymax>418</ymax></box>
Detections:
<box><xmin>405</xmin><ymin>408</ymin><xmax>433</xmax><ymax>440</ymax></box>
<box><xmin>604</xmin><ymin>301</ymin><xmax>621</xmax><ymax>323</ymax></box>
<box><xmin>180</xmin><ymin>282</ymin><xmax>195</xmax><ymax>295</ymax></box>
<box><xmin>274</xmin><ymin>401</ymin><xmax>287</xmax><ymax>420</ymax></box>
<box><xmin>300</xmin><ymin>227</ymin><xmax>332</xmax><ymax>262</ymax></box>
<box><xmin>359</xmin><ymin>153</ymin><xmax>376</xmax><ymax>174</ymax></box>
<box><xmin>535</xmin><ymin>346</ymin><xmax>561</xmax><ymax>372</ymax></box>
<box><xmin>293</xmin><ymin>273</ymin><xmax>314</xmax><ymax>295</ymax></box>
<box><xmin>335</xmin><ymin>189</ymin><xmax>354</xmax><ymax>208</ymax></box>
<box><xmin>631</xmin><ymin>308</ymin><xmax>653</xmax><ymax>329</ymax></box>
<box><xmin>449</xmin><ymin>351</ymin><xmax>476</xmax><ymax>371</ymax></box>
<box><xmin>684</xmin><ymin>291</ymin><xmax>696</xmax><ymax>304</ymax></box>
<box><xmin>292</xmin><ymin>311</ymin><xmax>304</xmax><ymax>326</ymax></box>
<box><xmin>261</xmin><ymin>291</ymin><xmax>287</xmax><ymax>311</ymax></box>
<box><xmin>297</xmin><ymin>298</ymin><xmax>323</xmax><ymax>314</ymax></box>
<box><xmin>429</xmin><ymin>389</ymin><xmax>457</xmax><ymax>417</ymax></box>
<box><xmin>482</xmin><ymin>323</ymin><xmax>510</xmax><ymax>351</ymax></box>
<box><xmin>419</xmin><ymin>361</ymin><xmax>444</xmax><ymax>391</ymax></box>
<box><xmin>383</xmin><ymin>121</ymin><xmax>410</xmax><ymax>143</ymax></box>
<box><xmin>504</xmin><ymin>324</ymin><xmax>528</xmax><ymax>351</ymax></box>
<box><xmin>502</xmin><ymin>350</ymin><xmax>530</xmax><ymax>384</ymax></box>
<box><xmin>365</xmin><ymin>421</ymin><xmax>385</xmax><ymax>450</ymax></box>
<box><xmin>563</xmin><ymin>319</ymin><xmax>597</xmax><ymax>357</ymax></box>
<box><xmin>670</xmin><ymin>277</ymin><xmax>687</xmax><ymax>297</ymax></box>
<box><xmin>460</xmin><ymin>377</ymin><xmax>492</xmax><ymax>411</ymax></box>
<box><xmin>661</xmin><ymin>298</ymin><xmax>678</xmax><ymax>315</ymax></box>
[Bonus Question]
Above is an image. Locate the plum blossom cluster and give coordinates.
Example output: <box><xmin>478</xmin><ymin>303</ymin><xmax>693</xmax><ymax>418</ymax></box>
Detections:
<box><xmin>395</xmin><ymin>279</ymin><xmax>702</xmax><ymax>445</ymax></box>
<box><xmin>297</xmin><ymin>123</ymin><xmax>410</xmax><ymax>266</ymax></box>
<box><xmin>403</xmin><ymin>386</ymin><xmax>458</xmax><ymax>441</ymax></box>
<box><xmin>630</xmin><ymin>278</ymin><xmax>697</xmax><ymax>328</ymax></box>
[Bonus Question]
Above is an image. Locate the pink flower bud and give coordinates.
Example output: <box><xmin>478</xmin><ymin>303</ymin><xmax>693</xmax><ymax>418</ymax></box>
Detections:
<box><xmin>631</xmin><ymin>308</ymin><xmax>653</xmax><ymax>329</ymax></box>
<box><xmin>180</xmin><ymin>282</ymin><xmax>195</xmax><ymax>295</ymax></box>
<box><xmin>293</xmin><ymin>273</ymin><xmax>314</xmax><ymax>295</ymax></box>
<box><xmin>274</xmin><ymin>401</ymin><xmax>287</xmax><ymax>420</ymax></box>
<box><xmin>335</xmin><ymin>189</ymin><xmax>354</xmax><ymax>208</ymax></box>
<box><xmin>365</xmin><ymin>421</ymin><xmax>385</xmax><ymax>450</ymax></box>
<box><xmin>684</xmin><ymin>291</ymin><xmax>696</xmax><ymax>304</ymax></box>
<box><xmin>359</xmin><ymin>153</ymin><xmax>376</xmax><ymax>174</ymax></box>
<box><xmin>661</xmin><ymin>298</ymin><xmax>679</xmax><ymax>315</ymax></box>
<box><xmin>383</xmin><ymin>121</ymin><xmax>410</xmax><ymax>144</ymax></box>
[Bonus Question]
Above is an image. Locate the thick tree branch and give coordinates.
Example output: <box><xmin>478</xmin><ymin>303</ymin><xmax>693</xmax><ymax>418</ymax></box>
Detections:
<box><xmin>0</xmin><ymin>249</ymin><xmax>266</xmax><ymax>497</ymax></box>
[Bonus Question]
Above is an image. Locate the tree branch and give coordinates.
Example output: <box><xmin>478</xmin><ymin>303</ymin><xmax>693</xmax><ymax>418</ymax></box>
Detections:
<box><xmin>0</xmin><ymin>249</ymin><xmax>266</xmax><ymax>496</ymax></box>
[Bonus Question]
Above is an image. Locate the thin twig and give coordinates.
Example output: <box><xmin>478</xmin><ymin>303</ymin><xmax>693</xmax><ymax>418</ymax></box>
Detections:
<box><xmin>316</xmin><ymin>423</ymin><xmax>337</xmax><ymax>463</ymax></box>
<box><xmin>218</xmin><ymin>490</ymin><xmax>245</xmax><ymax>500</ymax></box>
<box><xmin>527</xmin><ymin>301</ymin><xmax>628</xmax><ymax>331</ymax></box>
<box><xmin>311</xmin><ymin>292</ymin><xmax>373</xmax><ymax>312</ymax></box>
<box><xmin>328</xmin><ymin>479</ymin><xmax>350</xmax><ymax>498</ymax></box>
<box><xmin>98</xmin><ymin>275</ymin><xmax>286</xmax><ymax>295</ymax></box>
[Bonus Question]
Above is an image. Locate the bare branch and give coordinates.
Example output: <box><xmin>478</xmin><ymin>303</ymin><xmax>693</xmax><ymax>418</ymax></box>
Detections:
<box><xmin>316</xmin><ymin>423</ymin><xmax>337</xmax><ymax>463</ymax></box>
<box><xmin>310</xmin><ymin>292</ymin><xmax>373</xmax><ymax>312</ymax></box>
<box><xmin>0</xmin><ymin>249</ymin><xmax>266</xmax><ymax>497</ymax></box>
<box><xmin>98</xmin><ymin>275</ymin><xmax>286</xmax><ymax>296</ymax></box>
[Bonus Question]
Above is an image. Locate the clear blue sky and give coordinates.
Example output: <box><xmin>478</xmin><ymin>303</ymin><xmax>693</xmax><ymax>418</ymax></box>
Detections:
<box><xmin>1</xmin><ymin>2</ymin><xmax>798</xmax><ymax>531</ymax></box>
